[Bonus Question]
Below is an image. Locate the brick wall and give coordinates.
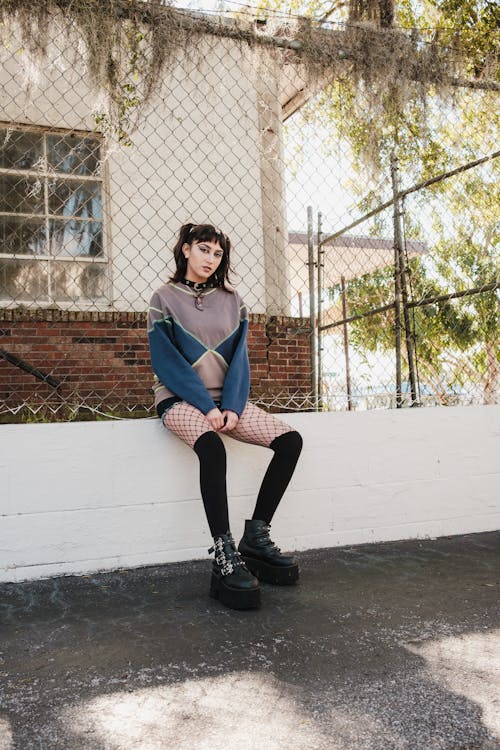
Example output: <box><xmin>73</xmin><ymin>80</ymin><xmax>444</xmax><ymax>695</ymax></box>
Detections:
<box><xmin>0</xmin><ymin>309</ymin><xmax>312</xmax><ymax>421</ymax></box>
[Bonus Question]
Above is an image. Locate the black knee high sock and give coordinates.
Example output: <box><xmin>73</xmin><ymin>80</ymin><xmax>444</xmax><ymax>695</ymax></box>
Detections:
<box><xmin>193</xmin><ymin>431</ymin><xmax>229</xmax><ymax>537</ymax></box>
<box><xmin>252</xmin><ymin>431</ymin><xmax>303</xmax><ymax>524</ymax></box>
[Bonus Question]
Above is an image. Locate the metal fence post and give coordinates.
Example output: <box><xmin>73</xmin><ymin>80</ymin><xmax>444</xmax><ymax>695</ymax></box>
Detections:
<box><xmin>391</xmin><ymin>151</ymin><xmax>419</xmax><ymax>407</ymax></box>
<box><xmin>307</xmin><ymin>206</ymin><xmax>317</xmax><ymax>410</ymax></box>
<box><xmin>317</xmin><ymin>211</ymin><xmax>324</xmax><ymax>408</ymax></box>
<box><xmin>340</xmin><ymin>275</ymin><xmax>353</xmax><ymax>411</ymax></box>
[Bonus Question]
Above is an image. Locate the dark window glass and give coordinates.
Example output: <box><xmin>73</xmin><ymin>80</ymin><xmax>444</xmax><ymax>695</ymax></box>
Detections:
<box><xmin>0</xmin><ymin>128</ymin><xmax>105</xmax><ymax>302</ymax></box>
<box><xmin>50</xmin><ymin>219</ymin><xmax>102</xmax><ymax>257</ymax></box>
<box><xmin>0</xmin><ymin>174</ymin><xmax>45</xmax><ymax>214</ymax></box>
<box><xmin>0</xmin><ymin>216</ymin><xmax>46</xmax><ymax>255</ymax></box>
<box><xmin>0</xmin><ymin>129</ymin><xmax>42</xmax><ymax>170</ymax></box>
<box><xmin>48</xmin><ymin>180</ymin><xmax>102</xmax><ymax>220</ymax></box>
<box><xmin>46</xmin><ymin>134</ymin><xmax>101</xmax><ymax>176</ymax></box>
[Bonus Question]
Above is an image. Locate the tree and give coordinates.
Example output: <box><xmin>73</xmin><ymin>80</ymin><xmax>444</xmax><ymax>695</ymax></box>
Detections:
<box><xmin>258</xmin><ymin>0</ymin><xmax>499</xmax><ymax>404</ymax></box>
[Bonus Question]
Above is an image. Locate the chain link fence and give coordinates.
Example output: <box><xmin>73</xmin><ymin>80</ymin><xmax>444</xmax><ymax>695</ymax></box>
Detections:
<box><xmin>0</xmin><ymin>4</ymin><xmax>498</xmax><ymax>421</ymax></box>
<box><xmin>302</xmin><ymin>82</ymin><xmax>499</xmax><ymax>411</ymax></box>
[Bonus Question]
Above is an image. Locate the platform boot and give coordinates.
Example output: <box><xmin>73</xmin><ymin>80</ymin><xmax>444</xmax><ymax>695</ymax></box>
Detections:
<box><xmin>238</xmin><ymin>519</ymin><xmax>299</xmax><ymax>585</ymax></box>
<box><xmin>208</xmin><ymin>532</ymin><xmax>261</xmax><ymax>610</ymax></box>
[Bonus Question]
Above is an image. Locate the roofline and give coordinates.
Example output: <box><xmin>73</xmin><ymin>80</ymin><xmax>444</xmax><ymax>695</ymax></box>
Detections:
<box><xmin>288</xmin><ymin>232</ymin><xmax>427</xmax><ymax>252</ymax></box>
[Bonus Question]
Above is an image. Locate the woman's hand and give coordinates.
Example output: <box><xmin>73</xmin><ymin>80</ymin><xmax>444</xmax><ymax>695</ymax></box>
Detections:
<box><xmin>205</xmin><ymin>408</ymin><xmax>225</xmax><ymax>431</ymax></box>
<box><xmin>205</xmin><ymin>408</ymin><xmax>239</xmax><ymax>432</ymax></box>
<box><xmin>219</xmin><ymin>410</ymin><xmax>239</xmax><ymax>432</ymax></box>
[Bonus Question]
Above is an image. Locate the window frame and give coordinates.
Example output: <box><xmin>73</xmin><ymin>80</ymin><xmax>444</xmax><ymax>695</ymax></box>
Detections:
<box><xmin>0</xmin><ymin>122</ymin><xmax>112</xmax><ymax>308</ymax></box>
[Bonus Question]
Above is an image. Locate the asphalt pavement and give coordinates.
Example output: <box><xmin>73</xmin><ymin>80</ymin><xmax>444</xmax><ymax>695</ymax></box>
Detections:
<box><xmin>1</xmin><ymin>530</ymin><xmax>499</xmax><ymax>750</ymax></box>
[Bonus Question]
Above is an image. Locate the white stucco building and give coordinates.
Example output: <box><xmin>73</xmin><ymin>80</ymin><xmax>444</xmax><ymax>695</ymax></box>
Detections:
<box><xmin>0</xmin><ymin>12</ymin><xmax>309</xmax><ymax>316</ymax></box>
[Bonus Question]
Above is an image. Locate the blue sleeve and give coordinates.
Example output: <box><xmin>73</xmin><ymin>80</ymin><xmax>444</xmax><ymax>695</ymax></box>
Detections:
<box><xmin>220</xmin><ymin>318</ymin><xmax>250</xmax><ymax>417</ymax></box>
<box><xmin>148</xmin><ymin>312</ymin><xmax>217</xmax><ymax>416</ymax></box>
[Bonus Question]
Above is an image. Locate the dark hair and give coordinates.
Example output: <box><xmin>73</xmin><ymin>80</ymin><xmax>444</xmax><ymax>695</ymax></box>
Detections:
<box><xmin>170</xmin><ymin>223</ymin><xmax>233</xmax><ymax>287</ymax></box>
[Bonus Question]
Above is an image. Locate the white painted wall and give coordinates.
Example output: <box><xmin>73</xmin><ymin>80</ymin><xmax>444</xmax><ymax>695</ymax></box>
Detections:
<box><xmin>106</xmin><ymin>40</ymin><xmax>267</xmax><ymax>313</ymax></box>
<box><xmin>1</xmin><ymin>405</ymin><xmax>498</xmax><ymax>583</ymax></box>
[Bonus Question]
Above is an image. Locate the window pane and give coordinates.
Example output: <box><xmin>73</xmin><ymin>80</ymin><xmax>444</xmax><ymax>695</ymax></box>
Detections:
<box><xmin>51</xmin><ymin>260</ymin><xmax>108</xmax><ymax>302</ymax></box>
<box><xmin>0</xmin><ymin>174</ymin><xmax>44</xmax><ymax>214</ymax></box>
<box><xmin>0</xmin><ymin>129</ymin><xmax>42</xmax><ymax>170</ymax></box>
<box><xmin>46</xmin><ymin>134</ymin><xmax>101</xmax><ymax>176</ymax></box>
<box><xmin>48</xmin><ymin>179</ymin><xmax>102</xmax><ymax>220</ymax></box>
<box><xmin>0</xmin><ymin>216</ymin><xmax>46</xmax><ymax>255</ymax></box>
<box><xmin>50</xmin><ymin>219</ymin><xmax>102</xmax><ymax>257</ymax></box>
<box><xmin>0</xmin><ymin>258</ymin><xmax>48</xmax><ymax>301</ymax></box>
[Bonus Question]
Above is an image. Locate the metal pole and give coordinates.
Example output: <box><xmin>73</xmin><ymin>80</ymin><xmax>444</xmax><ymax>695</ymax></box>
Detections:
<box><xmin>307</xmin><ymin>206</ymin><xmax>317</xmax><ymax>410</ymax></box>
<box><xmin>391</xmin><ymin>154</ymin><xmax>403</xmax><ymax>408</ymax></box>
<box><xmin>317</xmin><ymin>211</ymin><xmax>324</xmax><ymax>408</ymax></box>
<box><xmin>390</xmin><ymin>152</ymin><xmax>419</xmax><ymax>407</ymax></box>
<box><xmin>340</xmin><ymin>275</ymin><xmax>353</xmax><ymax>411</ymax></box>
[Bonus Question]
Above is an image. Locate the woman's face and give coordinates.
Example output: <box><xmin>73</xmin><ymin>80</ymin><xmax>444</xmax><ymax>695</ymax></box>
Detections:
<box><xmin>183</xmin><ymin>238</ymin><xmax>224</xmax><ymax>284</ymax></box>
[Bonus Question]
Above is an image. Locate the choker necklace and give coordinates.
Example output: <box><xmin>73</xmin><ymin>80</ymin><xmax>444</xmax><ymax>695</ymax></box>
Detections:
<box><xmin>181</xmin><ymin>278</ymin><xmax>211</xmax><ymax>290</ymax></box>
<box><xmin>181</xmin><ymin>278</ymin><xmax>211</xmax><ymax>310</ymax></box>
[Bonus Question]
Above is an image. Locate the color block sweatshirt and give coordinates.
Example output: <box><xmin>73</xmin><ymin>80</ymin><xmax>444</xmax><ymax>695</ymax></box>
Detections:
<box><xmin>147</xmin><ymin>281</ymin><xmax>250</xmax><ymax>416</ymax></box>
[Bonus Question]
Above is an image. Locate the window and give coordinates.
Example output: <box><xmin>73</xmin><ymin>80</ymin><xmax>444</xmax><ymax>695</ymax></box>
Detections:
<box><xmin>0</xmin><ymin>126</ymin><xmax>108</xmax><ymax>304</ymax></box>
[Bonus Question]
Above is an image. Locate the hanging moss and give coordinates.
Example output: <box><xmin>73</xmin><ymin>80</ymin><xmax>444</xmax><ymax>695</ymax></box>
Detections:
<box><xmin>0</xmin><ymin>0</ymin><xmax>496</xmax><ymax>147</ymax></box>
<box><xmin>0</xmin><ymin>0</ymin><xmax>259</xmax><ymax>143</ymax></box>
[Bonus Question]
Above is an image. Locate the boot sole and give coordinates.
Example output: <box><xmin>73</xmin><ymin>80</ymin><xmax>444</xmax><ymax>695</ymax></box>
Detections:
<box><xmin>209</xmin><ymin>572</ymin><xmax>261</xmax><ymax>610</ymax></box>
<box><xmin>241</xmin><ymin>556</ymin><xmax>299</xmax><ymax>585</ymax></box>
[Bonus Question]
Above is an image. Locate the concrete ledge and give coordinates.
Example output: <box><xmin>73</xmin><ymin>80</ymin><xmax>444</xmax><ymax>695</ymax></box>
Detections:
<box><xmin>1</xmin><ymin>405</ymin><xmax>499</xmax><ymax>582</ymax></box>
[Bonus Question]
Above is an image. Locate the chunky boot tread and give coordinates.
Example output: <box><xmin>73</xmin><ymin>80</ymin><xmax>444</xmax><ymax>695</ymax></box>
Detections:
<box><xmin>210</xmin><ymin>571</ymin><xmax>261</xmax><ymax>609</ymax></box>
<box><xmin>241</xmin><ymin>554</ymin><xmax>299</xmax><ymax>585</ymax></box>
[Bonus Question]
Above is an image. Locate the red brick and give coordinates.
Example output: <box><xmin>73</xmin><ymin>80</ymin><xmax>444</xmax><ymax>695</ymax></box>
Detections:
<box><xmin>1</xmin><ymin>312</ymin><xmax>311</xmax><ymax>420</ymax></box>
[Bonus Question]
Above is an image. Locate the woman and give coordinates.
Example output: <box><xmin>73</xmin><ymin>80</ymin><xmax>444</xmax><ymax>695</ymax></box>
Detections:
<box><xmin>147</xmin><ymin>223</ymin><xmax>303</xmax><ymax>610</ymax></box>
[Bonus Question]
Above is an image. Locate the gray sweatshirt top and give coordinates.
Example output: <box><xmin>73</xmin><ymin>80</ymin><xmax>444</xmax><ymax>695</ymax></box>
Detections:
<box><xmin>147</xmin><ymin>281</ymin><xmax>250</xmax><ymax>415</ymax></box>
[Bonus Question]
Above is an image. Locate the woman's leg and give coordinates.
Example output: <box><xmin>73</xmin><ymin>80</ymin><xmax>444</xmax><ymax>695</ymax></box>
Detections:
<box><xmin>163</xmin><ymin>402</ymin><xmax>229</xmax><ymax>537</ymax></box>
<box><xmin>227</xmin><ymin>402</ymin><xmax>303</xmax><ymax>523</ymax></box>
<box><xmin>226</xmin><ymin>402</ymin><xmax>303</xmax><ymax>585</ymax></box>
<box><xmin>163</xmin><ymin>402</ymin><xmax>260</xmax><ymax>609</ymax></box>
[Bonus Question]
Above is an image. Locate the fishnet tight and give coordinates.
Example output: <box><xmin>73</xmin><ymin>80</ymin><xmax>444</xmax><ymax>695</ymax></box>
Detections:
<box><xmin>163</xmin><ymin>400</ymin><xmax>294</xmax><ymax>449</ymax></box>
